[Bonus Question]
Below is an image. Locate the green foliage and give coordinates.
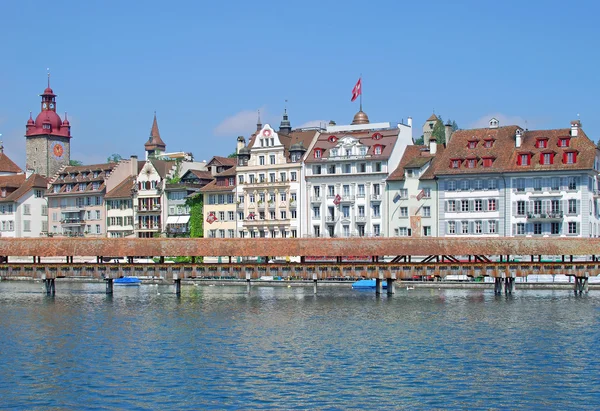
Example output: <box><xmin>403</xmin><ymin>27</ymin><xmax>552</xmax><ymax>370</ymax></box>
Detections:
<box><xmin>186</xmin><ymin>193</ymin><xmax>204</xmax><ymax>238</ymax></box>
<box><xmin>106</xmin><ymin>153</ymin><xmax>123</xmax><ymax>163</ymax></box>
<box><xmin>414</xmin><ymin>136</ymin><xmax>424</xmax><ymax>145</ymax></box>
<box><xmin>69</xmin><ymin>159</ymin><xmax>83</xmax><ymax>166</ymax></box>
<box><xmin>431</xmin><ymin>116</ymin><xmax>460</xmax><ymax>144</ymax></box>
<box><xmin>228</xmin><ymin>150</ymin><xmax>237</xmax><ymax>158</ymax></box>
<box><xmin>167</xmin><ymin>159</ymin><xmax>182</xmax><ymax>184</ymax></box>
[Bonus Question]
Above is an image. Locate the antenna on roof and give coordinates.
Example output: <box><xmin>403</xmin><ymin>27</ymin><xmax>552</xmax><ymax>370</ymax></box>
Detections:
<box><xmin>47</xmin><ymin>68</ymin><xmax>50</xmax><ymax>87</ymax></box>
<box><xmin>525</xmin><ymin>119</ymin><xmax>528</xmax><ymax>131</ymax></box>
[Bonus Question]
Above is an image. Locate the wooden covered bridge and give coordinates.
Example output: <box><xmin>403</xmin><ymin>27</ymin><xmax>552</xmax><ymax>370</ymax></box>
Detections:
<box><xmin>0</xmin><ymin>237</ymin><xmax>597</xmax><ymax>295</ymax></box>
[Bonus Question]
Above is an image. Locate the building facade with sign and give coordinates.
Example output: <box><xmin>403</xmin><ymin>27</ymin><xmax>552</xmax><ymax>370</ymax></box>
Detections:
<box><xmin>200</xmin><ymin>163</ymin><xmax>237</xmax><ymax>239</ymax></box>
<box><xmin>235</xmin><ymin>124</ymin><xmax>317</xmax><ymax>239</ymax></box>
<box><xmin>304</xmin><ymin>111</ymin><xmax>412</xmax><ymax>237</ymax></box>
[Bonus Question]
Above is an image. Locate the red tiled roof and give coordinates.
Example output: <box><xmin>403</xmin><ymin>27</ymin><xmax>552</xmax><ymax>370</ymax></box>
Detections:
<box><xmin>387</xmin><ymin>144</ymin><xmax>445</xmax><ymax>181</ymax></box>
<box><xmin>426</xmin><ymin>113</ymin><xmax>439</xmax><ymax>122</ymax></box>
<box><xmin>188</xmin><ymin>170</ymin><xmax>214</xmax><ymax>180</ymax></box>
<box><xmin>0</xmin><ymin>174</ymin><xmax>47</xmax><ymax>203</ymax></box>
<box><xmin>145</xmin><ymin>114</ymin><xmax>166</xmax><ymax>149</ymax></box>
<box><xmin>436</xmin><ymin>125</ymin><xmax>597</xmax><ymax>175</ymax></box>
<box><xmin>105</xmin><ymin>176</ymin><xmax>135</xmax><ymax>199</ymax></box>
<box><xmin>208</xmin><ymin>156</ymin><xmax>236</xmax><ymax>167</ymax></box>
<box><xmin>305</xmin><ymin>128</ymin><xmax>397</xmax><ymax>163</ymax></box>
<box><xmin>0</xmin><ymin>152</ymin><xmax>23</xmax><ymax>174</ymax></box>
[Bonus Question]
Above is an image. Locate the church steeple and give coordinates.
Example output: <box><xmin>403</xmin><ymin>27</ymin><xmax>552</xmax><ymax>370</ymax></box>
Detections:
<box><xmin>279</xmin><ymin>104</ymin><xmax>292</xmax><ymax>135</ymax></box>
<box><xmin>144</xmin><ymin>112</ymin><xmax>167</xmax><ymax>159</ymax></box>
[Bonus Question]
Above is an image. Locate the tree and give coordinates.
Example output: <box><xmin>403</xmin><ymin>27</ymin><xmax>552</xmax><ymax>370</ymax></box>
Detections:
<box><xmin>186</xmin><ymin>193</ymin><xmax>204</xmax><ymax>238</ymax></box>
<box><xmin>69</xmin><ymin>160</ymin><xmax>83</xmax><ymax>166</ymax></box>
<box><xmin>414</xmin><ymin>136</ymin><xmax>424</xmax><ymax>145</ymax></box>
<box><xmin>431</xmin><ymin>116</ymin><xmax>460</xmax><ymax>144</ymax></box>
<box><xmin>228</xmin><ymin>150</ymin><xmax>237</xmax><ymax>158</ymax></box>
<box><xmin>107</xmin><ymin>153</ymin><xmax>123</xmax><ymax>163</ymax></box>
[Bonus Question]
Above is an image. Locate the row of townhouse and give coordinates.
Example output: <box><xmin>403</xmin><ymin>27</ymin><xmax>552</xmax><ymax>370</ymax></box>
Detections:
<box><xmin>387</xmin><ymin>117</ymin><xmax>600</xmax><ymax>238</ymax></box>
<box><xmin>201</xmin><ymin>109</ymin><xmax>414</xmax><ymax>238</ymax></box>
<box><xmin>202</xmin><ymin>112</ymin><xmax>599</xmax><ymax>240</ymax></box>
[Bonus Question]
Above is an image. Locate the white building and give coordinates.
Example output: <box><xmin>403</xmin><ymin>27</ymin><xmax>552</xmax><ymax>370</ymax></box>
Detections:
<box><xmin>304</xmin><ymin>110</ymin><xmax>412</xmax><ymax>237</ymax></box>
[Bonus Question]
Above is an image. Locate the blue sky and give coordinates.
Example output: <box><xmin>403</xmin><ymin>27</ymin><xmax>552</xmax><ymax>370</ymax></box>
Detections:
<box><xmin>1</xmin><ymin>0</ymin><xmax>599</xmax><ymax>167</ymax></box>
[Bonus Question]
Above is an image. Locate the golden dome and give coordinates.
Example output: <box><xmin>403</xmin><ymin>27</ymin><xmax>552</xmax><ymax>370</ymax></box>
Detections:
<box><xmin>351</xmin><ymin>110</ymin><xmax>370</xmax><ymax>125</ymax></box>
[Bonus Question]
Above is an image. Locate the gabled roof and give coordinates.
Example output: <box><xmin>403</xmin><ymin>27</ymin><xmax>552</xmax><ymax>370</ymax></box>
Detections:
<box><xmin>426</xmin><ymin>113</ymin><xmax>439</xmax><ymax>122</ymax></box>
<box><xmin>0</xmin><ymin>174</ymin><xmax>47</xmax><ymax>203</ymax></box>
<box><xmin>199</xmin><ymin>166</ymin><xmax>237</xmax><ymax>193</ymax></box>
<box><xmin>245</xmin><ymin>128</ymin><xmax>319</xmax><ymax>163</ymax></box>
<box><xmin>0</xmin><ymin>152</ymin><xmax>23</xmax><ymax>174</ymax></box>
<box><xmin>207</xmin><ymin>156</ymin><xmax>236</xmax><ymax>167</ymax></box>
<box><xmin>387</xmin><ymin>144</ymin><xmax>445</xmax><ymax>181</ymax></box>
<box><xmin>148</xmin><ymin>159</ymin><xmax>175</xmax><ymax>178</ymax></box>
<box><xmin>183</xmin><ymin>169</ymin><xmax>213</xmax><ymax>181</ymax></box>
<box><xmin>105</xmin><ymin>176</ymin><xmax>135</xmax><ymax>199</ymax></box>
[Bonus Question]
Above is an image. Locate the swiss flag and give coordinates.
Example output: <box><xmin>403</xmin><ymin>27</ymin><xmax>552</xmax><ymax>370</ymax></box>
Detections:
<box><xmin>333</xmin><ymin>194</ymin><xmax>342</xmax><ymax>206</ymax></box>
<box><xmin>351</xmin><ymin>78</ymin><xmax>362</xmax><ymax>102</ymax></box>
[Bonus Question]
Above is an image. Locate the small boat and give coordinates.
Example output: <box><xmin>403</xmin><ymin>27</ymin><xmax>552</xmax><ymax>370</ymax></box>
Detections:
<box><xmin>351</xmin><ymin>279</ymin><xmax>387</xmax><ymax>290</ymax></box>
<box><xmin>114</xmin><ymin>276</ymin><xmax>142</xmax><ymax>286</ymax></box>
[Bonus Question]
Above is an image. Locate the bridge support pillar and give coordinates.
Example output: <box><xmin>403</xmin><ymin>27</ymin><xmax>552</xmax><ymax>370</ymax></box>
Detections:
<box><xmin>574</xmin><ymin>275</ymin><xmax>589</xmax><ymax>295</ymax></box>
<box><xmin>174</xmin><ymin>274</ymin><xmax>181</xmax><ymax>296</ymax></box>
<box><xmin>375</xmin><ymin>278</ymin><xmax>382</xmax><ymax>295</ymax></box>
<box><xmin>105</xmin><ymin>278</ymin><xmax>113</xmax><ymax>295</ymax></box>
<box><xmin>313</xmin><ymin>274</ymin><xmax>318</xmax><ymax>294</ymax></box>
<box><xmin>504</xmin><ymin>277</ymin><xmax>514</xmax><ymax>294</ymax></box>
<box><xmin>494</xmin><ymin>277</ymin><xmax>502</xmax><ymax>295</ymax></box>
<box><xmin>387</xmin><ymin>278</ymin><xmax>395</xmax><ymax>295</ymax></box>
<box><xmin>43</xmin><ymin>277</ymin><xmax>55</xmax><ymax>295</ymax></box>
<box><xmin>246</xmin><ymin>273</ymin><xmax>251</xmax><ymax>294</ymax></box>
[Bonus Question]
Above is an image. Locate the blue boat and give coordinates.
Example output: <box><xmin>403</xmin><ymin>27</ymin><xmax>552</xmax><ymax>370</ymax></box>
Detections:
<box><xmin>351</xmin><ymin>279</ymin><xmax>387</xmax><ymax>290</ymax></box>
<box><xmin>114</xmin><ymin>276</ymin><xmax>142</xmax><ymax>286</ymax></box>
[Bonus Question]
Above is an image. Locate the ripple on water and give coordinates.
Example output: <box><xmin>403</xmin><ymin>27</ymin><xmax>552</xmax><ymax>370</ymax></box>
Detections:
<box><xmin>0</xmin><ymin>282</ymin><xmax>599</xmax><ymax>409</ymax></box>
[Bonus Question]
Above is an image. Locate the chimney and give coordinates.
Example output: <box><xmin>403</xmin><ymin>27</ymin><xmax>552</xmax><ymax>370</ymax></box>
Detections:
<box><xmin>130</xmin><ymin>155</ymin><xmax>138</xmax><ymax>176</ymax></box>
<box><xmin>407</xmin><ymin>117</ymin><xmax>412</xmax><ymax>127</ymax></box>
<box><xmin>444</xmin><ymin>121</ymin><xmax>453</xmax><ymax>146</ymax></box>
<box><xmin>571</xmin><ymin>120</ymin><xmax>581</xmax><ymax>137</ymax></box>
<box><xmin>237</xmin><ymin>136</ymin><xmax>245</xmax><ymax>154</ymax></box>
<box><xmin>429</xmin><ymin>140</ymin><xmax>437</xmax><ymax>155</ymax></box>
<box><xmin>26</xmin><ymin>168</ymin><xmax>34</xmax><ymax>178</ymax></box>
<box><xmin>515</xmin><ymin>129</ymin><xmax>522</xmax><ymax>148</ymax></box>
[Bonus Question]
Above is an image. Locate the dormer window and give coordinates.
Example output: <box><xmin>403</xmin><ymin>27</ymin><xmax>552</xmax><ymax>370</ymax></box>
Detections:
<box><xmin>450</xmin><ymin>159</ymin><xmax>461</xmax><ymax>169</ymax></box>
<box><xmin>314</xmin><ymin>148</ymin><xmax>322</xmax><ymax>159</ymax></box>
<box><xmin>563</xmin><ymin>151</ymin><xmax>577</xmax><ymax>164</ymax></box>
<box><xmin>372</xmin><ymin>132</ymin><xmax>383</xmax><ymax>140</ymax></box>
<box><xmin>373</xmin><ymin>145</ymin><xmax>382</xmax><ymax>155</ymax></box>
<box><xmin>43</xmin><ymin>124</ymin><xmax>51</xmax><ymax>130</ymax></box>
<box><xmin>359</xmin><ymin>147</ymin><xmax>367</xmax><ymax>156</ymax></box>
<box><xmin>517</xmin><ymin>153</ymin><xmax>532</xmax><ymax>166</ymax></box>
<box><xmin>466</xmin><ymin>158</ymin><xmax>477</xmax><ymax>168</ymax></box>
<box><xmin>467</xmin><ymin>140</ymin><xmax>478</xmax><ymax>149</ymax></box>
<box><xmin>331</xmin><ymin>149</ymin><xmax>338</xmax><ymax>157</ymax></box>
<box><xmin>482</xmin><ymin>157</ymin><xmax>494</xmax><ymax>168</ymax></box>
<box><xmin>328</xmin><ymin>135</ymin><xmax>337</xmax><ymax>143</ymax></box>
<box><xmin>540</xmin><ymin>152</ymin><xmax>554</xmax><ymax>165</ymax></box>
<box><xmin>228</xmin><ymin>177</ymin><xmax>235</xmax><ymax>186</ymax></box>
<box><xmin>558</xmin><ymin>138</ymin><xmax>571</xmax><ymax>147</ymax></box>
<box><xmin>483</xmin><ymin>139</ymin><xmax>494</xmax><ymax>148</ymax></box>
<box><xmin>536</xmin><ymin>138</ymin><xmax>549</xmax><ymax>149</ymax></box>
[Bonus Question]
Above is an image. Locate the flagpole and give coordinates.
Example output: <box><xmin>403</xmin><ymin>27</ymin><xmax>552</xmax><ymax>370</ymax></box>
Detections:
<box><xmin>359</xmin><ymin>74</ymin><xmax>363</xmax><ymax>111</ymax></box>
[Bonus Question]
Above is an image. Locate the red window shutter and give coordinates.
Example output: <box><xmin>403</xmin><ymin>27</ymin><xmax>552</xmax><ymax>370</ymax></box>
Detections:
<box><xmin>527</xmin><ymin>154</ymin><xmax>532</xmax><ymax>165</ymax></box>
<box><xmin>540</xmin><ymin>155</ymin><xmax>545</xmax><ymax>165</ymax></box>
<box><xmin>562</xmin><ymin>152</ymin><xmax>567</xmax><ymax>164</ymax></box>
<box><xmin>573</xmin><ymin>152</ymin><xmax>577</xmax><ymax>163</ymax></box>
<box><xmin>517</xmin><ymin>155</ymin><xmax>522</xmax><ymax>166</ymax></box>
<box><xmin>550</xmin><ymin>153</ymin><xmax>554</xmax><ymax>164</ymax></box>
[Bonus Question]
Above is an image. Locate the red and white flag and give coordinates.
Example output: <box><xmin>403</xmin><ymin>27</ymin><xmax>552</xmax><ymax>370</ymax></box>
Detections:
<box><xmin>351</xmin><ymin>78</ymin><xmax>362</xmax><ymax>102</ymax></box>
<box><xmin>333</xmin><ymin>194</ymin><xmax>342</xmax><ymax>206</ymax></box>
<box><xmin>416</xmin><ymin>190</ymin><xmax>425</xmax><ymax>201</ymax></box>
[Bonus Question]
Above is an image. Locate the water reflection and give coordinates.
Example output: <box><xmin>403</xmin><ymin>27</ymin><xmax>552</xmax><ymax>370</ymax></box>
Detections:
<box><xmin>0</xmin><ymin>282</ymin><xmax>599</xmax><ymax>409</ymax></box>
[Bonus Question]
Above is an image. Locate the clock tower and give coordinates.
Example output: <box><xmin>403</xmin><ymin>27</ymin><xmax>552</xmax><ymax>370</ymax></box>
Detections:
<box><xmin>25</xmin><ymin>77</ymin><xmax>71</xmax><ymax>177</ymax></box>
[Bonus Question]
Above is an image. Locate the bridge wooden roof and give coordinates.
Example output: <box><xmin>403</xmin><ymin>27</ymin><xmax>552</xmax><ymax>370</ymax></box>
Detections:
<box><xmin>0</xmin><ymin>237</ymin><xmax>597</xmax><ymax>257</ymax></box>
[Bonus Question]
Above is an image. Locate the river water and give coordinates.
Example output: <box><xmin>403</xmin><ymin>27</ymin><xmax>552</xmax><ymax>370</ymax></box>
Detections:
<box><xmin>0</xmin><ymin>281</ymin><xmax>598</xmax><ymax>410</ymax></box>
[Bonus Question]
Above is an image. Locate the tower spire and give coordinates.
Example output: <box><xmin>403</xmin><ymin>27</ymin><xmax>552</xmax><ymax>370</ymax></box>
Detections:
<box><xmin>256</xmin><ymin>109</ymin><xmax>262</xmax><ymax>131</ymax></box>
<box><xmin>279</xmin><ymin>100</ymin><xmax>292</xmax><ymax>134</ymax></box>
<box><xmin>47</xmin><ymin>68</ymin><xmax>50</xmax><ymax>88</ymax></box>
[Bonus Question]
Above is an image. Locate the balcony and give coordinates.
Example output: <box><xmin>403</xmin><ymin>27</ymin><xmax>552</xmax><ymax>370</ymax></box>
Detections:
<box><xmin>289</xmin><ymin>200</ymin><xmax>297</xmax><ymax>208</ymax></box>
<box><xmin>341</xmin><ymin>195</ymin><xmax>355</xmax><ymax>202</ymax></box>
<box><xmin>268</xmin><ymin>201</ymin><xmax>276</xmax><ymax>209</ymax></box>
<box><xmin>370</xmin><ymin>194</ymin><xmax>382</xmax><ymax>201</ymax></box>
<box><xmin>527</xmin><ymin>212</ymin><xmax>564</xmax><ymax>220</ymax></box>
<box><xmin>135</xmin><ymin>204</ymin><xmax>161</xmax><ymax>213</ymax></box>
<box><xmin>326</xmin><ymin>215</ymin><xmax>335</xmax><ymax>222</ymax></box>
<box><xmin>61</xmin><ymin>206</ymin><xmax>83</xmax><ymax>213</ymax></box>
<box><xmin>60</xmin><ymin>218</ymin><xmax>85</xmax><ymax>226</ymax></box>
<box><xmin>311</xmin><ymin>196</ymin><xmax>322</xmax><ymax>203</ymax></box>
<box><xmin>236</xmin><ymin>202</ymin><xmax>244</xmax><ymax>210</ymax></box>
<box><xmin>135</xmin><ymin>224</ymin><xmax>160</xmax><ymax>231</ymax></box>
<box><xmin>356</xmin><ymin>216</ymin><xmax>366</xmax><ymax>222</ymax></box>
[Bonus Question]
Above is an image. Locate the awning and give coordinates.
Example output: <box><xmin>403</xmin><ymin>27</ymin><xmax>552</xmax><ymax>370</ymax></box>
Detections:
<box><xmin>177</xmin><ymin>215</ymin><xmax>190</xmax><ymax>224</ymax></box>
<box><xmin>166</xmin><ymin>215</ymin><xmax>190</xmax><ymax>225</ymax></box>
<box><xmin>166</xmin><ymin>216</ymin><xmax>179</xmax><ymax>225</ymax></box>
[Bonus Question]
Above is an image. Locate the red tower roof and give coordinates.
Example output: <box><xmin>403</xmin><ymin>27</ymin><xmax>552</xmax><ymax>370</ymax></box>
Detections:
<box><xmin>25</xmin><ymin>84</ymin><xmax>71</xmax><ymax>138</ymax></box>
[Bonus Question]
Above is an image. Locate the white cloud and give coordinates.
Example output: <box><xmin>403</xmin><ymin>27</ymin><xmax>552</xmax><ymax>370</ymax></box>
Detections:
<box><xmin>298</xmin><ymin>119</ymin><xmax>327</xmax><ymax>129</ymax></box>
<box><xmin>468</xmin><ymin>113</ymin><xmax>528</xmax><ymax>129</ymax></box>
<box><xmin>214</xmin><ymin>108</ymin><xmax>267</xmax><ymax>136</ymax></box>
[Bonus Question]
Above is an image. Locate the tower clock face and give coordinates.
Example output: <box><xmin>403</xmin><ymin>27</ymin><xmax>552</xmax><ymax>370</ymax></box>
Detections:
<box><xmin>53</xmin><ymin>142</ymin><xmax>65</xmax><ymax>159</ymax></box>
<box><xmin>43</xmin><ymin>103</ymin><xmax>48</xmax><ymax>109</ymax></box>
<box><xmin>49</xmin><ymin>103</ymin><xmax>55</xmax><ymax>109</ymax></box>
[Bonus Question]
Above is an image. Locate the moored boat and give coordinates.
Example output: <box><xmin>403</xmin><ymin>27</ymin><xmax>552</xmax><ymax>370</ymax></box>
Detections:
<box><xmin>114</xmin><ymin>276</ymin><xmax>142</xmax><ymax>286</ymax></box>
<box><xmin>351</xmin><ymin>279</ymin><xmax>387</xmax><ymax>290</ymax></box>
